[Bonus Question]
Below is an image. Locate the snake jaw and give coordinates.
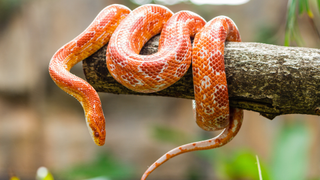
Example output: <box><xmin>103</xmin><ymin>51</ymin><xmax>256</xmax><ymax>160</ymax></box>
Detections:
<box><xmin>85</xmin><ymin>110</ymin><xmax>106</xmax><ymax>146</ymax></box>
<box><xmin>93</xmin><ymin>133</ymin><xmax>105</xmax><ymax>146</ymax></box>
<box><xmin>87</xmin><ymin>124</ymin><xmax>105</xmax><ymax>146</ymax></box>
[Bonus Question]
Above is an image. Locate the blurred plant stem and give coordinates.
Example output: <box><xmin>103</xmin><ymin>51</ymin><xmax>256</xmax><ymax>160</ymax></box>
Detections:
<box><xmin>285</xmin><ymin>0</ymin><xmax>320</xmax><ymax>46</ymax></box>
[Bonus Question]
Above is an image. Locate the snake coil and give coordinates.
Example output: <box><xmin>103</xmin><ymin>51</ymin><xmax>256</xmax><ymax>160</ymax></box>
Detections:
<box><xmin>49</xmin><ymin>4</ymin><xmax>243</xmax><ymax>180</ymax></box>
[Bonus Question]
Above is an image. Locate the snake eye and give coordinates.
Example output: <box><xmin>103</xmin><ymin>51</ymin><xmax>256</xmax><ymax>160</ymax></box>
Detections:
<box><xmin>94</xmin><ymin>132</ymin><xmax>99</xmax><ymax>137</ymax></box>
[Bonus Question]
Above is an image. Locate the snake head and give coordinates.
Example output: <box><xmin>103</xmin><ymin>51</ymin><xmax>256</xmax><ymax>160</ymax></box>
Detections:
<box><xmin>92</xmin><ymin>129</ymin><xmax>106</xmax><ymax>146</ymax></box>
<box><xmin>85</xmin><ymin>106</ymin><xmax>106</xmax><ymax>146</ymax></box>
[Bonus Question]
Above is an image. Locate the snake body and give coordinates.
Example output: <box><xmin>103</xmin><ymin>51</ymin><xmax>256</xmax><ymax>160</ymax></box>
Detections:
<box><xmin>107</xmin><ymin>5</ymin><xmax>206</xmax><ymax>93</ymax></box>
<box><xmin>49</xmin><ymin>4</ymin><xmax>130</xmax><ymax>146</ymax></box>
<box><xmin>49</xmin><ymin>4</ymin><xmax>243</xmax><ymax>180</ymax></box>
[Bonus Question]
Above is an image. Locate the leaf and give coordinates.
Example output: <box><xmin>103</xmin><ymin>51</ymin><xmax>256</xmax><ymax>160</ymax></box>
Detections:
<box><xmin>304</xmin><ymin>0</ymin><xmax>314</xmax><ymax>18</ymax></box>
<box><xmin>285</xmin><ymin>0</ymin><xmax>298</xmax><ymax>46</ymax></box>
<box><xmin>298</xmin><ymin>0</ymin><xmax>306</xmax><ymax>15</ymax></box>
<box><xmin>284</xmin><ymin>28</ymin><xmax>291</xmax><ymax>46</ymax></box>
<box><xmin>256</xmin><ymin>155</ymin><xmax>263</xmax><ymax>180</ymax></box>
<box><xmin>292</xmin><ymin>23</ymin><xmax>305</xmax><ymax>46</ymax></box>
<box><xmin>270</xmin><ymin>121</ymin><xmax>311</xmax><ymax>180</ymax></box>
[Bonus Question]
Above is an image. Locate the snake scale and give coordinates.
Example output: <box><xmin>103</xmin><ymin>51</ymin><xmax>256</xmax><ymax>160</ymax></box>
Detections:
<box><xmin>49</xmin><ymin>4</ymin><xmax>243</xmax><ymax>179</ymax></box>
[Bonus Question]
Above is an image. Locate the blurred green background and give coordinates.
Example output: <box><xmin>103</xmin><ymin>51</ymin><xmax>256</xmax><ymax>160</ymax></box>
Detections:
<box><xmin>0</xmin><ymin>0</ymin><xmax>319</xmax><ymax>179</ymax></box>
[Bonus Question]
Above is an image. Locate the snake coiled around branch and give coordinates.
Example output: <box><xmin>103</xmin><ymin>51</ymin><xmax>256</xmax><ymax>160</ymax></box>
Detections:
<box><xmin>49</xmin><ymin>4</ymin><xmax>243</xmax><ymax>180</ymax></box>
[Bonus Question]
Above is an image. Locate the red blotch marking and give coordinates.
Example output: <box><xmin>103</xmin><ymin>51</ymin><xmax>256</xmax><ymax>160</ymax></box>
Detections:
<box><xmin>99</xmin><ymin>17</ymin><xmax>111</xmax><ymax>29</ymax></box>
<box><xmin>141</xmin><ymin>61</ymin><xmax>166</xmax><ymax>78</ymax></box>
<box><xmin>76</xmin><ymin>31</ymin><xmax>96</xmax><ymax>47</ymax></box>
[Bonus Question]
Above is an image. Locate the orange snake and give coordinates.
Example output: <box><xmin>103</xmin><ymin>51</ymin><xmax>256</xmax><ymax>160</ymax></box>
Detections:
<box><xmin>49</xmin><ymin>4</ymin><xmax>243</xmax><ymax>180</ymax></box>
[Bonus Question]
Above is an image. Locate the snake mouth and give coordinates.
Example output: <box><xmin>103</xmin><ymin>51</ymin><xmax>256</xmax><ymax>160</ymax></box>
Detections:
<box><xmin>94</xmin><ymin>138</ymin><xmax>105</xmax><ymax>146</ymax></box>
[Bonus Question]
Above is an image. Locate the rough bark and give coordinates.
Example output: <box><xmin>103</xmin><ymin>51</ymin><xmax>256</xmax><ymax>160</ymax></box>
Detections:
<box><xmin>82</xmin><ymin>35</ymin><xmax>320</xmax><ymax>120</ymax></box>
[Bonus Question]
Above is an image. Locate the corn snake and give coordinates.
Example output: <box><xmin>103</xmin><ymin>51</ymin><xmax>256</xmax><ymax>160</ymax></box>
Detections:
<box><xmin>49</xmin><ymin>4</ymin><xmax>243</xmax><ymax>180</ymax></box>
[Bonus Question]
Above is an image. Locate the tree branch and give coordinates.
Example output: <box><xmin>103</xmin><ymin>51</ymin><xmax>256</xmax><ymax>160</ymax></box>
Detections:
<box><xmin>82</xmin><ymin>35</ymin><xmax>320</xmax><ymax>120</ymax></box>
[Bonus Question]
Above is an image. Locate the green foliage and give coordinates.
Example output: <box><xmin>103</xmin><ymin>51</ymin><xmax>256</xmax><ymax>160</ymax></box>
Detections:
<box><xmin>285</xmin><ymin>0</ymin><xmax>320</xmax><ymax>46</ymax></box>
<box><xmin>198</xmin><ymin>149</ymin><xmax>269</xmax><ymax>180</ymax></box>
<box><xmin>270</xmin><ymin>121</ymin><xmax>311</xmax><ymax>180</ymax></box>
<box><xmin>59</xmin><ymin>153</ymin><xmax>135</xmax><ymax>180</ymax></box>
<box><xmin>21</xmin><ymin>120</ymin><xmax>313</xmax><ymax>180</ymax></box>
<box><xmin>285</xmin><ymin>0</ymin><xmax>303</xmax><ymax>46</ymax></box>
<box><xmin>152</xmin><ymin>124</ymin><xmax>191</xmax><ymax>144</ymax></box>
<box><xmin>255</xmin><ymin>25</ymin><xmax>279</xmax><ymax>45</ymax></box>
<box><xmin>299</xmin><ymin>0</ymin><xmax>313</xmax><ymax>17</ymax></box>
<box><xmin>150</xmin><ymin>119</ymin><xmax>316</xmax><ymax>179</ymax></box>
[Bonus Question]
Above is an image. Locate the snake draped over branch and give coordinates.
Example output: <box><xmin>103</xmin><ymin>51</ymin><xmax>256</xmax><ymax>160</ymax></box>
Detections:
<box><xmin>49</xmin><ymin>4</ymin><xmax>243</xmax><ymax>180</ymax></box>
